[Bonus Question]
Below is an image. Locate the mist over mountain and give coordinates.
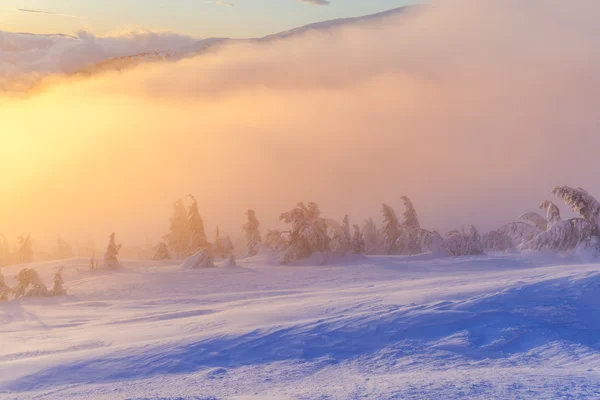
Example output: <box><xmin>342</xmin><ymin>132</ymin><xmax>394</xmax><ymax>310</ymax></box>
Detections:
<box><xmin>2</xmin><ymin>0</ymin><xmax>600</xmax><ymax>250</ymax></box>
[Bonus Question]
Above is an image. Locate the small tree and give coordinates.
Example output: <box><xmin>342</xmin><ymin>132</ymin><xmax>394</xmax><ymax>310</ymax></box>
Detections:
<box><xmin>213</xmin><ymin>226</ymin><xmax>234</xmax><ymax>258</ymax></box>
<box><xmin>153</xmin><ymin>240</ymin><xmax>171</xmax><ymax>260</ymax></box>
<box><xmin>280</xmin><ymin>202</ymin><xmax>330</xmax><ymax>264</ymax></box>
<box><xmin>51</xmin><ymin>266</ymin><xmax>66</xmax><ymax>296</ymax></box>
<box><xmin>0</xmin><ymin>270</ymin><xmax>10</xmax><ymax>300</ymax></box>
<box><xmin>165</xmin><ymin>198</ymin><xmax>191</xmax><ymax>259</ymax></box>
<box><xmin>187</xmin><ymin>195</ymin><xmax>208</xmax><ymax>254</ymax></box>
<box><xmin>351</xmin><ymin>225</ymin><xmax>366</xmax><ymax>255</ymax></box>
<box><xmin>381</xmin><ymin>204</ymin><xmax>401</xmax><ymax>254</ymax></box>
<box><xmin>540</xmin><ymin>201</ymin><xmax>561</xmax><ymax>223</ymax></box>
<box><xmin>104</xmin><ymin>233</ymin><xmax>122</xmax><ymax>269</ymax></box>
<box><xmin>17</xmin><ymin>235</ymin><xmax>33</xmax><ymax>264</ymax></box>
<box><xmin>243</xmin><ymin>210</ymin><xmax>262</xmax><ymax>256</ymax></box>
<box><xmin>14</xmin><ymin>268</ymin><xmax>47</xmax><ymax>298</ymax></box>
<box><xmin>362</xmin><ymin>218</ymin><xmax>381</xmax><ymax>254</ymax></box>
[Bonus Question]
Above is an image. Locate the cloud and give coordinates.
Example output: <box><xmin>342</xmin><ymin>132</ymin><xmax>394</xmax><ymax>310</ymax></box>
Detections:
<box><xmin>1</xmin><ymin>0</ymin><xmax>600</xmax><ymax>246</ymax></box>
<box><xmin>15</xmin><ymin>8</ymin><xmax>85</xmax><ymax>19</ymax></box>
<box><xmin>299</xmin><ymin>0</ymin><xmax>331</xmax><ymax>5</ymax></box>
<box><xmin>216</xmin><ymin>1</ymin><xmax>234</xmax><ymax>6</ymax></box>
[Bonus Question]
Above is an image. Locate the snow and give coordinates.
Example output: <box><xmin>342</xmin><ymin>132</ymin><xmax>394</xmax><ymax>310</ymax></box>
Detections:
<box><xmin>1</xmin><ymin>253</ymin><xmax>600</xmax><ymax>399</ymax></box>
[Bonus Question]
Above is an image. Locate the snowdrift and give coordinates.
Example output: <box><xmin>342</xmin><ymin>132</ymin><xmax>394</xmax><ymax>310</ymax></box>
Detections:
<box><xmin>1</xmin><ymin>254</ymin><xmax>599</xmax><ymax>399</ymax></box>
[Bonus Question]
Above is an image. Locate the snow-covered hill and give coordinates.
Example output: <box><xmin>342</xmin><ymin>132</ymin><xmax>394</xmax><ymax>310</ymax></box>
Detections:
<box><xmin>1</xmin><ymin>254</ymin><xmax>600</xmax><ymax>399</ymax></box>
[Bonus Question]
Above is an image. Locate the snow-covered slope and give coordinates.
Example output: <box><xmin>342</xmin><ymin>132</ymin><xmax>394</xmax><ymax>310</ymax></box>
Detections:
<box><xmin>1</xmin><ymin>253</ymin><xmax>600</xmax><ymax>399</ymax></box>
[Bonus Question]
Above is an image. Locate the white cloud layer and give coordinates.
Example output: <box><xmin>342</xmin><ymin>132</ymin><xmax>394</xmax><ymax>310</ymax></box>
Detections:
<box><xmin>2</xmin><ymin>0</ymin><xmax>600</xmax><ymax>245</ymax></box>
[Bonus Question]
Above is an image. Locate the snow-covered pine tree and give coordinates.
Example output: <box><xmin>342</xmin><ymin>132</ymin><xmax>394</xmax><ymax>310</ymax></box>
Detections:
<box><xmin>153</xmin><ymin>240</ymin><xmax>171</xmax><ymax>260</ymax></box>
<box><xmin>165</xmin><ymin>198</ymin><xmax>191</xmax><ymax>259</ymax></box>
<box><xmin>14</xmin><ymin>268</ymin><xmax>47</xmax><ymax>298</ymax></box>
<box><xmin>0</xmin><ymin>269</ymin><xmax>10</xmax><ymax>300</ymax></box>
<box><xmin>482</xmin><ymin>229</ymin><xmax>513</xmax><ymax>251</ymax></box>
<box><xmin>280</xmin><ymin>202</ymin><xmax>330</xmax><ymax>264</ymax></box>
<box><xmin>397</xmin><ymin>196</ymin><xmax>425</xmax><ymax>255</ymax></box>
<box><xmin>540</xmin><ymin>200</ymin><xmax>561</xmax><ymax>223</ymax></box>
<box><xmin>518</xmin><ymin>212</ymin><xmax>548</xmax><ymax>231</ymax></box>
<box><xmin>51</xmin><ymin>266</ymin><xmax>66</xmax><ymax>296</ymax></box>
<box><xmin>213</xmin><ymin>226</ymin><xmax>235</xmax><ymax>258</ymax></box>
<box><xmin>243</xmin><ymin>210</ymin><xmax>262</xmax><ymax>256</ymax></box>
<box><xmin>264</xmin><ymin>230</ymin><xmax>288</xmax><ymax>252</ymax></box>
<box><xmin>381</xmin><ymin>204</ymin><xmax>401</xmax><ymax>255</ymax></box>
<box><xmin>56</xmin><ymin>235</ymin><xmax>74</xmax><ymax>260</ymax></box>
<box><xmin>552</xmin><ymin>186</ymin><xmax>600</xmax><ymax>233</ymax></box>
<box><xmin>187</xmin><ymin>195</ymin><xmax>208</xmax><ymax>254</ymax></box>
<box><xmin>0</xmin><ymin>235</ymin><xmax>11</xmax><ymax>266</ymax></box>
<box><xmin>17</xmin><ymin>235</ymin><xmax>33</xmax><ymax>263</ymax></box>
<box><xmin>330</xmin><ymin>215</ymin><xmax>352</xmax><ymax>252</ymax></box>
<box><xmin>520</xmin><ymin>186</ymin><xmax>600</xmax><ymax>253</ymax></box>
<box><xmin>351</xmin><ymin>224</ymin><xmax>366</xmax><ymax>255</ymax></box>
<box><xmin>104</xmin><ymin>232</ymin><xmax>122</xmax><ymax>269</ymax></box>
<box><xmin>362</xmin><ymin>218</ymin><xmax>381</xmax><ymax>255</ymax></box>
<box><xmin>443</xmin><ymin>225</ymin><xmax>484</xmax><ymax>256</ymax></box>
<box><xmin>401</xmin><ymin>196</ymin><xmax>421</xmax><ymax>230</ymax></box>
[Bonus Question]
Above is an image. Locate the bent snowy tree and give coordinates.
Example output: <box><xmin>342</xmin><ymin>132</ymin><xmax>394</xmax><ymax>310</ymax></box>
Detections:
<box><xmin>521</xmin><ymin>186</ymin><xmax>600</xmax><ymax>253</ymax></box>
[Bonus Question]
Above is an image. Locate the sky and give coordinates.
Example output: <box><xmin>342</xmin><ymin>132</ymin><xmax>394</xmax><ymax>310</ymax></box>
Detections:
<box><xmin>2</xmin><ymin>0</ymin><xmax>600</xmax><ymax>254</ymax></box>
<box><xmin>1</xmin><ymin>0</ymin><xmax>416</xmax><ymax>37</ymax></box>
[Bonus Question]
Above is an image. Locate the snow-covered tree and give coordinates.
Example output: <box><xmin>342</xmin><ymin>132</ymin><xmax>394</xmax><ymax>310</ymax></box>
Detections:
<box><xmin>17</xmin><ymin>235</ymin><xmax>33</xmax><ymax>263</ymax></box>
<box><xmin>213</xmin><ymin>226</ymin><xmax>234</xmax><ymax>258</ymax></box>
<box><xmin>381</xmin><ymin>204</ymin><xmax>401</xmax><ymax>255</ymax></box>
<box><xmin>165</xmin><ymin>198</ymin><xmax>191</xmax><ymax>259</ymax></box>
<box><xmin>401</xmin><ymin>196</ymin><xmax>421</xmax><ymax>230</ymax></box>
<box><xmin>443</xmin><ymin>226</ymin><xmax>484</xmax><ymax>256</ymax></box>
<box><xmin>397</xmin><ymin>196</ymin><xmax>427</xmax><ymax>255</ymax></box>
<box><xmin>187</xmin><ymin>195</ymin><xmax>208</xmax><ymax>254</ymax></box>
<box><xmin>330</xmin><ymin>215</ymin><xmax>352</xmax><ymax>252</ymax></box>
<box><xmin>552</xmin><ymin>186</ymin><xmax>600</xmax><ymax>233</ymax></box>
<box><xmin>13</xmin><ymin>268</ymin><xmax>47</xmax><ymax>298</ymax></box>
<box><xmin>181</xmin><ymin>248</ymin><xmax>215</xmax><ymax>270</ymax></box>
<box><xmin>264</xmin><ymin>230</ymin><xmax>288</xmax><ymax>252</ymax></box>
<box><xmin>279</xmin><ymin>202</ymin><xmax>330</xmax><ymax>264</ymax></box>
<box><xmin>0</xmin><ymin>235</ymin><xmax>11</xmax><ymax>266</ymax></box>
<box><xmin>153</xmin><ymin>241</ymin><xmax>171</xmax><ymax>260</ymax></box>
<box><xmin>482</xmin><ymin>229</ymin><xmax>513</xmax><ymax>251</ymax></box>
<box><xmin>522</xmin><ymin>218</ymin><xmax>592</xmax><ymax>252</ymax></box>
<box><xmin>362</xmin><ymin>218</ymin><xmax>381</xmax><ymax>255</ymax></box>
<box><xmin>518</xmin><ymin>212</ymin><xmax>548</xmax><ymax>231</ymax></box>
<box><xmin>243</xmin><ymin>210</ymin><xmax>262</xmax><ymax>256</ymax></box>
<box><xmin>104</xmin><ymin>232</ymin><xmax>122</xmax><ymax>269</ymax></box>
<box><xmin>521</xmin><ymin>186</ymin><xmax>600</xmax><ymax>253</ymax></box>
<box><xmin>51</xmin><ymin>266</ymin><xmax>66</xmax><ymax>296</ymax></box>
<box><xmin>0</xmin><ymin>270</ymin><xmax>10</xmax><ymax>300</ymax></box>
<box><xmin>351</xmin><ymin>225</ymin><xmax>366</xmax><ymax>255</ymax></box>
<box><xmin>540</xmin><ymin>200</ymin><xmax>561</xmax><ymax>223</ymax></box>
<box><xmin>56</xmin><ymin>235</ymin><xmax>74</xmax><ymax>260</ymax></box>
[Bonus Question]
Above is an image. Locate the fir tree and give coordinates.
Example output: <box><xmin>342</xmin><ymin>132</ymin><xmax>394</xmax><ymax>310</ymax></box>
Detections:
<box><xmin>165</xmin><ymin>198</ymin><xmax>191</xmax><ymax>259</ymax></box>
<box><xmin>17</xmin><ymin>235</ymin><xmax>33</xmax><ymax>264</ymax></box>
<box><xmin>540</xmin><ymin>200</ymin><xmax>561</xmax><ymax>223</ymax></box>
<box><xmin>104</xmin><ymin>232</ymin><xmax>122</xmax><ymax>269</ymax></box>
<box><xmin>362</xmin><ymin>218</ymin><xmax>381</xmax><ymax>255</ymax></box>
<box><xmin>351</xmin><ymin>224</ymin><xmax>366</xmax><ymax>254</ymax></box>
<box><xmin>243</xmin><ymin>210</ymin><xmax>262</xmax><ymax>256</ymax></box>
<box><xmin>280</xmin><ymin>202</ymin><xmax>329</xmax><ymax>264</ymax></box>
<box><xmin>401</xmin><ymin>196</ymin><xmax>421</xmax><ymax>230</ymax></box>
<box><xmin>381</xmin><ymin>204</ymin><xmax>400</xmax><ymax>254</ymax></box>
<box><xmin>153</xmin><ymin>241</ymin><xmax>171</xmax><ymax>260</ymax></box>
<box><xmin>51</xmin><ymin>266</ymin><xmax>66</xmax><ymax>296</ymax></box>
<box><xmin>187</xmin><ymin>195</ymin><xmax>208</xmax><ymax>254</ymax></box>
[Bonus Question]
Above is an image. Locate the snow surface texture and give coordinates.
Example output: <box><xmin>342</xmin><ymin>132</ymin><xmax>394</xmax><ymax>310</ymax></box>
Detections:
<box><xmin>1</xmin><ymin>254</ymin><xmax>600</xmax><ymax>399</ymax></box>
